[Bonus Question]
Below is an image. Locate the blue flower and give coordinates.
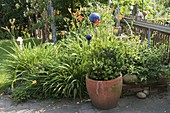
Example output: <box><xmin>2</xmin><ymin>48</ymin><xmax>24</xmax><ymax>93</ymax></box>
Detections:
<box><xmin>89</xmin><ymin>13</ymin><xmax>100</xmax><ymax>23</ymax></box>
<box><xmin>86</xmin><ymin>35</ymin><xmax>92</xmax><ymax>40</ymax></box>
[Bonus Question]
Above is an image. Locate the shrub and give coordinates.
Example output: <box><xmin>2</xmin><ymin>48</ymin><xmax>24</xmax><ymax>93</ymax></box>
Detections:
<box><xmin>137</xmin><ymin>44</ymin><xmax>170</xmax><ymax>82</ymax></box>
<box><xmin>121</xmin><ymin>38</ymin><xmax>170</xmax><ymax>82</ymax></box>
<box><xmin>87</xmin><ymin>36</ymin><xmax>126</xmax><ymax>80</ymax></box>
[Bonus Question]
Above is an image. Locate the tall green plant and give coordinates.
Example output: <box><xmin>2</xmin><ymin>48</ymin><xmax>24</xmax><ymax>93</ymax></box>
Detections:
<box><xmin>2</xmin><ymin>38</ymin><xmax>90</xmax><ymax>102</ymax></box>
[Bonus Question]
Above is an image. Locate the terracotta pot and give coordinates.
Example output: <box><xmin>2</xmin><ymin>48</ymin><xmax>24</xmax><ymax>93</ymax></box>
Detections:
<box><xmin>86</xmin><ymin>75</ymin><xmax>122</xmax><ymax>109</ymax></box>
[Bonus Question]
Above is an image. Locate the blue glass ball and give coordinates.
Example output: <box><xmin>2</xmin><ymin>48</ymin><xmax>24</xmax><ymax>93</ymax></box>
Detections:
<box><xmin>86</xmin><ymin>35</ymin><xmax>92</xmax><ymax>40</ymax></box>
<box><xmin>89</xmin><ymin>13</ymin><xmax>100</xmax><ymax>23</ymax></box>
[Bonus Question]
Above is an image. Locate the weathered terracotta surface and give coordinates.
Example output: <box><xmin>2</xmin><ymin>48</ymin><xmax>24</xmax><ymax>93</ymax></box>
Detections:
<box><xmin>86</xmin><ymin>75</ymin><xmax>122</xmax><ymax>109</ymax></box>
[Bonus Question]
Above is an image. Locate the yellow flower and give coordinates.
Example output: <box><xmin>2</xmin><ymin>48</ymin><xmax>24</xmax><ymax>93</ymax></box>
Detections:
<box><xmin>32</xmin><ymin>80</ymin><xmax>37</xmax><ymax>85</ymax></box>
<box><xmin>54</xmin><ymin>10</ymin><xmax>60</xmax><ymax>15</ymax></box>
<box><xmin>9</xmin><ymin>18</ymin><xmax>15</xmax><ymax>25</ymax></box>
<box><xmin>61</xmin><ymin>31</ymin><xmax>67</xmax><ymax>35</ymax></box>
<box><xmin>113</xmin><ymin>28</ymin><xmax>119</xmax><ymax>34</ymax></box>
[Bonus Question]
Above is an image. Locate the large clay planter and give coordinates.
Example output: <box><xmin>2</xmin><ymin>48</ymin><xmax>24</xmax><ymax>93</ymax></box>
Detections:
<box><xmin>86</xmin><ymin>75</ymin><xmax>122</xmax><ymax>109</ymax></box>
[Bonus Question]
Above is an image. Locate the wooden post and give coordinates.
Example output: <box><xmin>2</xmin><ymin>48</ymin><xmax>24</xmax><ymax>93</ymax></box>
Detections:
<box><xmin>42</xmin><ymin>9</ymin><xmax>49</xmax><ymax>43</ymax></box>
<box><xmin>49</xmin><ymin>0</ymin><xmax>57</xmax><ymax>43</ymax></box>
<box><xmin>148</xmin><ymin>28</ymin><xmax>151</xmax><ymax>47</ymax></box>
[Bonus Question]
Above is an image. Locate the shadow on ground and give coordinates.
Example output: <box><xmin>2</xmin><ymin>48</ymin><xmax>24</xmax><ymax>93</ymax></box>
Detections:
<box><xmin>0</xmin><ymin>87</ymin><xmax>170</xmax><ymax>113</ymax></box>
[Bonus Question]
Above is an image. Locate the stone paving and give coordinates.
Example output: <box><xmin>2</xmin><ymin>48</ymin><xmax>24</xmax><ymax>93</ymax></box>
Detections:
<box><xmin>0</xmin><ymin>89</ymin><xmax>170</xmax><ymax>113</ymax></box>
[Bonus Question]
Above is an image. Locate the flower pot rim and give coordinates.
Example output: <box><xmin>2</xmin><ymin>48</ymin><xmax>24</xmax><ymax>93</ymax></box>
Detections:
<box><xmin>86</xmin><ymin>74</ymin><xmax>122</xmax><ymax>82</ymax></box>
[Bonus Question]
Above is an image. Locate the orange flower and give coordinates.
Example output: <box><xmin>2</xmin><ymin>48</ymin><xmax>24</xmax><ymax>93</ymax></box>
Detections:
<box><xmin>94</xmin><ymin>19</ymin><xmax>100</xmax><ymax>26</ymax></box>
<box><xmin>119</xmin><ymin>15</ymin><xmax>124</xmax><ymax>20</ymax></box>
<box><xmin>77</xmin><ymin>15</ymin><xmax>83</xmax><ymax>21</ymax></box>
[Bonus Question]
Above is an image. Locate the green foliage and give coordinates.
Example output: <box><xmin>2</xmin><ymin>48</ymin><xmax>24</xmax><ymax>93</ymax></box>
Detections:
<box><xmin>0</xmin><ymin>71</ymin><xmax>11</xmax><ymax>94</ymax></box>
<box><xmin>1</xmin><ymin>19</ymin><xmax>20</xmax><ymax>39</ymax></box>
<box><xmin>2</xmin><ymin>29</ymin><xmax>169</xmax><ymax>102</ymax></box>
<box><xmin>0</xmin><ymin>40</ymin><xmax>14</xmax><ymax>62</ymax></box>
<box><xmin>0</xmin><ymin>0</ymin><xmax>29</xmax><ymax>39</ymax></box>
<box><xmin>43</xmin><ymin>39</ymin><xmax>89</xmax><ymax>99</ymax></box>
<box><xmin>0</xmin><ymin>0</ymin><xmax>28</xmax><ymax>27</ymax></box>
<box><xmin>87</xmin><ymin>37</ymin><xmax>126</xmax><ymax>80</ymax></box>
<box><xmin>121</xmin><ymin>38</ymin><xmax>170</xmax><ymax>82</ymax></box>
<box><xmin>2</xmin><ymin>38</ymin><xmax>89</xmax><ymax>102</ymax></box>
<box><xmin>137</xmin><ymin>44</ymin><xmax>170</xmax><ymax>82</ymax></box>
<box><xmin>63</xmin><ymin>4</ymin><xmax>115</xmax><ymax>39</ymax></box>
<box><xmin>109</xmin><ymin>0</ymin><xmax>170</xmax><ymax>19</ymax></box>
<box><xmin>1</xmin><ymin>1</ymin><xmax>169</xmax><ymax>102</ymax></box>
<box><xmin>0</xmin><ymin>39</ymin><xmax>42</xmax><ymax>94</ymax></box>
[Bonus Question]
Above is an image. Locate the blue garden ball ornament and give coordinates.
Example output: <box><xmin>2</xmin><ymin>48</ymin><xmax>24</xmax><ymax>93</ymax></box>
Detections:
<box><xmin>86</xmin><ymin>35</ymin><xmax>92</xmax><ymax>40</ymax></box>
<box><xmin>86</xmin><ymin>35</ymin><xmax>92</xmax><ymax>45</ymax></box>
<box><xmin>89</xmin><ymin>13</ymin><xmax>100</xmax><ymax>23</ymax></box>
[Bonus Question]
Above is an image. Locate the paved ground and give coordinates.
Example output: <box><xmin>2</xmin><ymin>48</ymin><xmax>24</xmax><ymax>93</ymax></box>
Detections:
<box><xmin>0</xmin><ymin>88</ymin><xmax>170</xmax><ymax>113</ymax></box>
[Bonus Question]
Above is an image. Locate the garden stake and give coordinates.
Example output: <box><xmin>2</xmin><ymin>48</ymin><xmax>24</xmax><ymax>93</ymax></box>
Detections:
<box><xmin>16</xmin><ymin>37</ymin><xmax>23</xmax><ymax>50</ymax></box>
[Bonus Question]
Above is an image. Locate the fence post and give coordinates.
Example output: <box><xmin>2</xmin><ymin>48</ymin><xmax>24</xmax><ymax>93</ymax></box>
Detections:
<box><xmin>49</xmin><ymin>0</ymin><xmax>57</xmax><ymax>43</ymax></box>
<box><xmin>148</xmin><ymin>28</ymin><xmax>151</xmax><ymax>47</ymax></box>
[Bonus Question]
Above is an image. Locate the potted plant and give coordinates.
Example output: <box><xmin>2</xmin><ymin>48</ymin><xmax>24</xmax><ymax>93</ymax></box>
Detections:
<box><xmin>86</xmin><ymin>37</ymin><xmax>125</xmax><ymax>109</ymax></box>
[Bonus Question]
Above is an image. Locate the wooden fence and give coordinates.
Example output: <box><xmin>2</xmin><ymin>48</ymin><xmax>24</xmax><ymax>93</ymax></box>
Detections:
<box><xmin>120</xmin><ymin>17</ymin><xmax>170</xmax><ymax>63</ymax></box>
